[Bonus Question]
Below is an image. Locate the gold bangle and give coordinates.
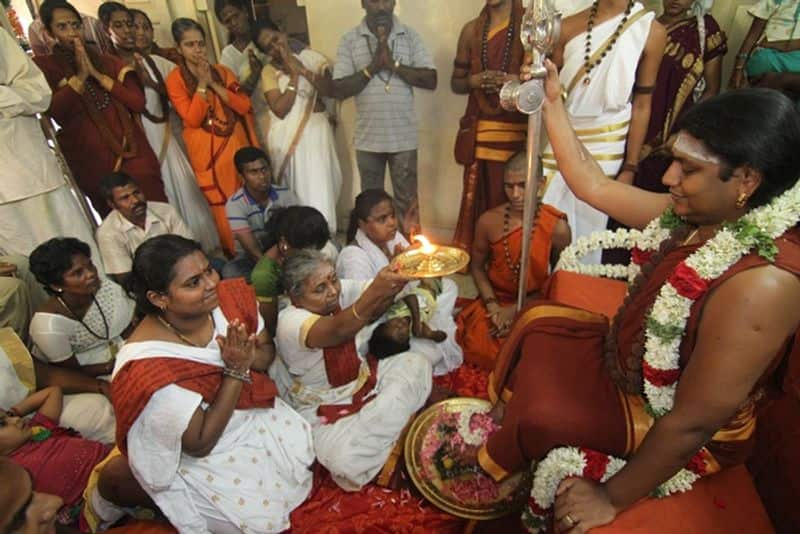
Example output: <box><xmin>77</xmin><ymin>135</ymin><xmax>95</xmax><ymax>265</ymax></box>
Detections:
<box><xmin>362</xmin><ymin>68</ymin><xmax>372</xmax><ymax>80</ymax></box>
<box><xmin>196</xmin><ymin>87</ymin><xmax>207</xmax><ymax>94</ymax></box>
<box><xmin>351</xmin><ymin>302</ymin><xmax>365</xmax><ymax>321</ymax></box>
<box><xmin>285</xmin><ymin>84</ymin><xmax>297</xmax><ymax>93</ymax></box>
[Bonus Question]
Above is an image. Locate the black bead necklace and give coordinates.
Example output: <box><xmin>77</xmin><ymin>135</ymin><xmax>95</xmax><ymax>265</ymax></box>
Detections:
<box><xmin>481</xmin><ymin>6</ymin><xmax>516</xmax><ymax>73</ymax></box>
<box><xmin>502</xmin><ymin>202</ymin><xmax>541</xmax><ymax>282</ymax></box>
<box><xmin>85</xmin><ymin>79</ymin><xmax>111</xmax><ymax>111</ymax></box>
<box><xmin>583</xmin><ymin>0</ymin><xmax>635</xmax><ymax>86</ymax></box>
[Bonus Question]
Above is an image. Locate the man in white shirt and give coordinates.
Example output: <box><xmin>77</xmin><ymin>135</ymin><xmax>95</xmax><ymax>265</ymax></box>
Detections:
<box><xmin>96</xmin><ymin>173</ymin><xmax>194</xmax><ymax>284</ymax></box>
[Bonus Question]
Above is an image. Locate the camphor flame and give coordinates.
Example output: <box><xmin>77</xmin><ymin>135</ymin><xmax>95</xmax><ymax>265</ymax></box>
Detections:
<box><xmin>413</xmin><ymin>235</ymin><xmax>436</xmax><ymax>255</ymax></box>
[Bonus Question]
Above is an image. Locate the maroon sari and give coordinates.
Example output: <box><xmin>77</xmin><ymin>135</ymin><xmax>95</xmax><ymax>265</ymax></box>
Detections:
<box><xmin>34</xmin><ymin>45</ymin><xmax>164</xmax><ymax>217</ymax></box>
<box><xmin>635</xmin><ymin>15</ymin><xmax>727</xmax><ymax>193</ymax></box>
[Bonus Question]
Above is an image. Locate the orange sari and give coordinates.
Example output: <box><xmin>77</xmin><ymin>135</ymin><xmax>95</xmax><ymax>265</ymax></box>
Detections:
<box><xmin>456</xmin><ymin>204</ymin><xmax>564</xmax><ymax>368</ymax></box>
<box><xmin>165</xmin><ymin>64</ymin><xmax>258</xmax><ymax>255</ymax></box>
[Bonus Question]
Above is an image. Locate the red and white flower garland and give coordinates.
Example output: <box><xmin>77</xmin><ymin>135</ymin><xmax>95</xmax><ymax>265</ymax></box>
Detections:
<box><xmin>523</xmin><ymin>180</ymin><xmax>800</xmax><ymax>532</ymax></box>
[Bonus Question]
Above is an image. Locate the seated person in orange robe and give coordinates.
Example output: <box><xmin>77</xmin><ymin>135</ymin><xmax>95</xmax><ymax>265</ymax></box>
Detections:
<box><xmin>456</xmin><ymin>151</ymin><xmax>570</xmax><ymax>368</ymax></box>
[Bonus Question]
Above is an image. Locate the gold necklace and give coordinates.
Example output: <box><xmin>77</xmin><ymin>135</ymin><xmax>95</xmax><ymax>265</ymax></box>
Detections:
<box><xmin>157</xmin><ymin>314</ymin><xmax>213</xmax><ymax>347</ymax></box>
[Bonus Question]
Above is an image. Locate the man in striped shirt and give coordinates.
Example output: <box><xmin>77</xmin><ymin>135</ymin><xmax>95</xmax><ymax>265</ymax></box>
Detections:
<box><xmin>333</xmin><ymin>0</ymin><xmax>437</xmax><ymax>234</ymax></box>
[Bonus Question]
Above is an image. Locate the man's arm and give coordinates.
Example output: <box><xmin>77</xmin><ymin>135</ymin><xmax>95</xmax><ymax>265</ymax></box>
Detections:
<box><xmin>400</xmin><ymin>27</ymin><xmax>437</xmax><ymax>91</ymax></box>
<box><xmin>95</xmin><ymin>225</ymin><xmax>134</xmax><ymax>282</ymax></box>
<box><xmin>618</xmin><ymin>20</ymin><xmax>666</xmax><ymax>185</ymax></box>
<box><xmin>393</xmin><ymin>64</ymin><xmax>437</xmax><ymax>90</ymax></box>
<box><xmin>332</xmin><ymin>32</ymin><xmax>378</xmax><ymax>100</ymax></box>
<box><xmin>451</xmin><ymin>22</ymin><xmax>474</xmax><ymax>94</ymax></box>
<box><xmin>233</xmin><ymin>230</ymin><xmax>264</xmax><ymax>262</ymax></box>
<box><xmin>0</xmin><ymin>28</ymin><xmax>52</xmax><ymax>118</ymax></box>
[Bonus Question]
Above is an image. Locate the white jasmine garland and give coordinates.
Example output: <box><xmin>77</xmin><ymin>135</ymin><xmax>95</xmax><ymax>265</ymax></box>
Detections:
<box><xmin>523</xmin><ymin>179</ymin><xmax>800</xmax><ymax>533</ymax></box>
<box><xmin>457</xmin><ymin>407</ymin><xmax>491</xmax><ymax>446</ymax></box>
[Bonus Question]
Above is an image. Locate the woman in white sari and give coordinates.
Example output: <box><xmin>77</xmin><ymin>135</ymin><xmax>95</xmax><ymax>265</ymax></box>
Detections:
<box><xmin>113</xmin><ymin>234</ymin><xmax>314</xmax><ymax>533</ymax></box>
<box><xmin>253</xmin><ymin>20</ymin><xmax>343</xmax><ymax>234</ymax></box>
<box><xmin>125</xmin><ymin>8</ymin><xmax>222</xmax><ymax>255</ymax></box>
<box><xmin>275</xmin><ymin>249</ymin><xmax>430</xmax><ymax>491</ymax></box>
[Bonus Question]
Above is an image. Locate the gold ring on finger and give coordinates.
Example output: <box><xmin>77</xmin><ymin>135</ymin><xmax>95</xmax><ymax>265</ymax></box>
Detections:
<box><xmin>564</xmin><ymin>514</ymin><xmax>577</xmax><ymax>527</ymax></box>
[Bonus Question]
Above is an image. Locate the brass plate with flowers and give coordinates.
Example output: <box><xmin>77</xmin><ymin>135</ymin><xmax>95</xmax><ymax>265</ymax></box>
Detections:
<box><xmin>404</xmin><ymin>398</ymin><xmax>531</xmax><ymax>520</ymax></box>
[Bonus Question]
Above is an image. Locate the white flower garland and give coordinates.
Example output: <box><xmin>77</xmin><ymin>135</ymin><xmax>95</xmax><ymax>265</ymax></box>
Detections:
<box><xmin>523</xmin><ymin>179</ymin><xmax>800</xmax><ymax>532</ymax></box>
<box><xmin>555</xmin><ymin>220</ymin><xmax>670</xmax><ymax>283</ymax></box>
<box><xmin>457</xmin><ymin>407</ymin><xmax>491</xmax><ymax>446</ymax></box>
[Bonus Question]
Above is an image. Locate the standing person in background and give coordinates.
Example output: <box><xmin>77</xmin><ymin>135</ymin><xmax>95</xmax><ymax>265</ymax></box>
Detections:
<box><xmin>729</xmin><ymin>0</ymin><xmax>800</xmax><ymax>97</ymax></box>
<box><xmin>450</xmin><ymin>0</ymin><xmax>528</xmax><ymax>252</ymax></box>
<box><xmin>99</xmin><ymin>2</ymin><xmax>222</xmax><ymax>257</ymax></box>
<box><xmin>253</xmin><ymin>19</ymin><xmax>343</xmax><ymax>234</ymax></box>
<box><xmin>541</xmin><ymin>0</ymin><xmax>665</xmax><ymax>264</ymax></box>
<box><xmin>333</xmin><ymin>0</ymin><xmax>437</xmax><ymax>235</ymax></box>
<box><xmin>32</xmin><ymin>0</ymin><xmax>166</xmax><ymax>218</ymax></box>
<box><xmin>166</xmin><ymin>17</ymin><xmax>259</xmax><ymax>256</ymax></box>
<box><xmin>0</xmin><ymin>27</ymin><xmax>99</xmax><ymax>261</ymax></box>
<box><xmin>632</xmin><ymin>0</ymin><xmax>726</xmax><ymax>194</ymax></box>
<box><xmin>215</xmin><ymin>0</ymin><xmax>270</xmax><ymax>148</ymax></box>
<box><xmin>28</xmin><ymin>8</ymin><xmax>112</xmax><ymax>57</ymax></box>
<box><xmin>129</xmin><ymin>8</ymin><xmax>182</xmax><ymax>64</ymax></box>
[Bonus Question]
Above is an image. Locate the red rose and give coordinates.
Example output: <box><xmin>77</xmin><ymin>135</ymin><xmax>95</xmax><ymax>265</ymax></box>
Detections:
<box><xmin>642</xmin><ymin>361</ymin><xmax>681</xmax><ymax>387</ymax></box>
<box><xmin>668</xmin><ymin>262</ymin><xmax>709</xmax><ymax>300</ymax></box>
<box><xmin>581</xmin><ymin>448</ymin><xmax>611</xmax><ymax>481</ymax></box>
<box><xmin>631</xmin><ymin>247</ymin><xmax>653</xmax><ymax>266</ymax></box>
<box><xmin>686</xmin><ymin>452</ymin><xmax>707</xmax><ymax>475</ymax></box>
<box><xmin>528</xmin><ymin>496</ymin><xmax>547</xmax><ymax>514</ymax></box>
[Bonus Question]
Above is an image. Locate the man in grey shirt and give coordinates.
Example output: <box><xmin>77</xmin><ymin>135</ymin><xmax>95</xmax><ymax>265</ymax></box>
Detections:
<box><xmin>333</xmin><ymin>0</ymin><xmax>437</xmax><ymax>234</ymax></box>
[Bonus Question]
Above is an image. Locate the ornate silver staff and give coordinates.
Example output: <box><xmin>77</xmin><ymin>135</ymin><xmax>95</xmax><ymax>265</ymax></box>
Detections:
<box><xmin>498</xmin><ymin>0</ymin><xmax>561</xmax><ymax>312</ymax></box>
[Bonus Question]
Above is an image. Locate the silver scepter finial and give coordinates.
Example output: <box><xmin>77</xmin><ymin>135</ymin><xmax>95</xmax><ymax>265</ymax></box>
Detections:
<box><xmin>498</xmin><ymin>0</ymin><xmax>561</xmax><ymax>312</ymax></box>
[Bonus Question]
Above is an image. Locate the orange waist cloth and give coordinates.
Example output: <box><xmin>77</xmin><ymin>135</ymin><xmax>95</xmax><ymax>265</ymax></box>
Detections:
<box><xmin>456</xmin><ymin>204</ymin><xmax>564</xmax><ymax>368</ymax></box>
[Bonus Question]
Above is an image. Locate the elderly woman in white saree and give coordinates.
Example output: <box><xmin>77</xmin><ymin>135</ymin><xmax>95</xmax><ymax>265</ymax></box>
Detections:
<box><xmin>337</xmin><ymin>190</ymin><xmax>463</xmax><ymax>375</ymax></box>
<box><xmin>275</xmin><ymin>249</ymin><xmax>431</xmax><ymax>491</ymax></box>
<box><xmin>112</xmin><ymin>235</ymin><xmax>314</xmax><ymax>533</ymax></box>
<box><xmin>253</xmin><ymin>20</ymin><xmax>343</xmax><ymax>233</ymax></box>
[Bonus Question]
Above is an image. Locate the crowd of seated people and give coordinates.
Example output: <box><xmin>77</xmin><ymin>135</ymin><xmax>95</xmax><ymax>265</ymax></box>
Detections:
<box><xmin>2</xmin><ymin>0</ymin><xmax>800</xmax><ymax>533</ymax></box>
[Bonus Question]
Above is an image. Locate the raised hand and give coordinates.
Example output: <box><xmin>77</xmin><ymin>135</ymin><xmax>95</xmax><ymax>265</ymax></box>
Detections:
<box><xmin>132</xmin><ymin>52</ymin><xmax>158</xmax><ymax>89</ymax></box>
<box><xmin>247</xmin><ymin>48</ymin><xmax>264</xmax><ymax>77</ymax></box>
<box><xmin>217</xmin><ymin>319</ymin><xmax>257</xmax><ymax>372</ymax></box>
<box><xmin>74</xmin><ymin>38</ymin><xmax>91</xmax><ymax>81</ymax></box>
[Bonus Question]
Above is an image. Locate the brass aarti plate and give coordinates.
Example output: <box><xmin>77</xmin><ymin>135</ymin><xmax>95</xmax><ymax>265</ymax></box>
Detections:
<box><xmin>404</xmin><ymin>398</ymin><xmax>531</xmax><ymax>520</ymax></box>
<box><xmin>393</xmin><ymin>246</ymin><xmax>469</xmax><ymax>278</ymax></box>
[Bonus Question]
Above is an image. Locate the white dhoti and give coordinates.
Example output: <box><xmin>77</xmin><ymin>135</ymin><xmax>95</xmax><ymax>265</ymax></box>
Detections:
<box><xmin>542</xmin><ymin>3</ymin><xmax>654</xmax><ymax>264</ymax></box>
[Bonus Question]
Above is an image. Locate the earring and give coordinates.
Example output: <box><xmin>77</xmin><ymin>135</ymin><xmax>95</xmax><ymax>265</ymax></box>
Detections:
<box><xmin>735</xmin><ymin>192</ymin><xmax>749</xmax><ymax>209</ymax></box>
<box><xmin>52</xmin><ymin>287</ymin><xmax>63</xmax><ymax>294</ymax></box>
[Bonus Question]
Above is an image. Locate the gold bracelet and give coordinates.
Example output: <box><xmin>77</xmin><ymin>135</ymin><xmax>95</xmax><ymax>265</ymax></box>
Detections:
<box><xmin>362</xmin><ymin>68</ymin><xmax>372</xmax><ymax>80</ymax></box>
<box><xmin>196</xmin><ymin>87</ymin><xmax>207</xmax><ymax>95</ymax></box>
<box><xmin>351</xmin><ymin>301</ymin><xmax>365</xmax><ymax>321</ymax></box>
<box><xmin>286</xmin><ymin>84</ymin><xmax>297</xmax><ymax>93</ymax></box>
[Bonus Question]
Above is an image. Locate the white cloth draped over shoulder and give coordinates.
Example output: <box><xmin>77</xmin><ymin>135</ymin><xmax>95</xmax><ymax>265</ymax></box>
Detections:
<box><xmin>0</xmin><ymin>28</ymin><xmax>99</xmax><ymax>260</ymax></box>
<box><xmin>264</xmin><ymin>49</ymin><xmax>342</xmax><ymax>234</ymax></box>
<box><xmin>113</xmin><ymin>307</ymin><xmax>314</xmax><ymax>534</ymax></box>
<box><xmin>274</xmin><ymin>279</ymin><xmax>431</xmax><ymax>491</ymax></box>
<box><xmin>336</xmin><ymin>230</ymin><xmax>463</xmax><ymax>375</ymax></box>
<box><xmin>29</xmin><ymin>279</ymin><xmax>134</xmax><ymax>367</ymax></box>
<box><xmin>221</xmin><ymin>42</ymin><xmax>270</xmax><ymax>148</ymax></box>
<box><xmin>138</xmin><ymin>54</ymin><xmax>221</xmax><ymax>255</ymax></box>
<box><xmin>542</xmin><ymin>2</ymin><xmax>654</xmax><ymax>264</ymax></box>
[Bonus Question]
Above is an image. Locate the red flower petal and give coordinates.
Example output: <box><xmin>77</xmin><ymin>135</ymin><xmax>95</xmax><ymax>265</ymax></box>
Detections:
<box><xmin>642</xmin><ymin>361</ymin><xmax>681</xmax><ymax>387</ymax></box>
<box><xmin>581</xmin><ymin>449</ymin><xmax>611</xmax><ymax>481</ymax></box>
<box><xmin>668</xmin><ymin>262</ymin><xmax>709</xmax><ymax>300</ymax></box>
<box><xmin>631</xmin><ymin>247</ymin><xmax>653</xmax><ymax>266</ymax></box>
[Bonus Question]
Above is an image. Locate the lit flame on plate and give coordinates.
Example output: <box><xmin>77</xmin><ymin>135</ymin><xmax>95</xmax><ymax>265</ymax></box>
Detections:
<box><xmin>413</xmin><ymin>235</ymin><xmax>436</xmax><ymax>255</ymax></box>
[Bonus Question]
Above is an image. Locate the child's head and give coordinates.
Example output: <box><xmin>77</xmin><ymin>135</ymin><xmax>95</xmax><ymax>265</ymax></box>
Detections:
<box><xmin>0</xmin><ymin>411</ymin><xmax>32</xmax><ymax>455</ymax></box>
<box><xmin>369</xmin><ymin>318</ymin><xmax>411</xmax><ymax>359</ymax></box>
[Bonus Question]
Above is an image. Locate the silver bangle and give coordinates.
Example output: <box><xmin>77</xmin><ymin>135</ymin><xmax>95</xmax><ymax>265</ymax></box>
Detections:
<box><xmin>222</xmin><ymin>367</ymin><xmax>252</xmax><ymax>383</ymax></box>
